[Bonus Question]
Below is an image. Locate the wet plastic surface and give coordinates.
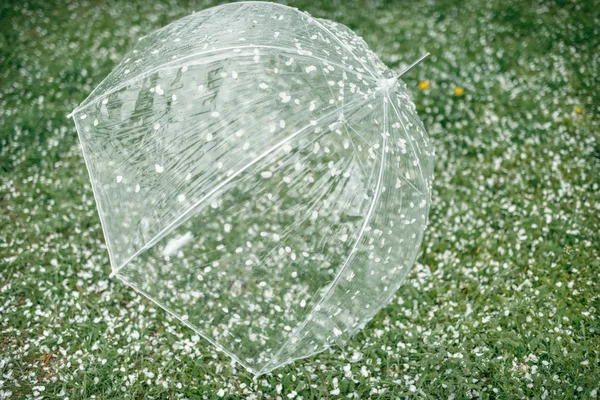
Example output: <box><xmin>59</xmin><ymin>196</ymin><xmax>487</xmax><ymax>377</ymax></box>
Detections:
<box><xmin>71</xmin><ymin>1</ymin><xmax>434</xmax><ymax>375</ymax></box>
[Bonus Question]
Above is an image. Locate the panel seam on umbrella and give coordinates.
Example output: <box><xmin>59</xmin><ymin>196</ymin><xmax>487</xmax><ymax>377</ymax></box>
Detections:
<box><xmin>70</xmin><ymin>45</ymin><xmax>376</xmax><ymax>117</ymax></box>
<box><xmin>297</xmin><ymin>9</ymin><xmax>379</xmax><ymax>81</ymax></box>
<box><xmin>344</xmin><ymin>121</ymin><xmax>424</xmax><ymax>195</ymax></box>
<box><xmin>73</xmin><ymin>117</ymin><xmax>119</xmax><ymax>272</ymax></box>
<box><xmin>388</xmin><ymin>96</ymin><xmax>427</xmax><ymax>197</ymax></box>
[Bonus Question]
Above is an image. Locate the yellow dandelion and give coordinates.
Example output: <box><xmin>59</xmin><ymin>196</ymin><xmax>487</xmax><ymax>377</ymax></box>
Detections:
<box><xmin>575</xmin><ymin>106</ymin><xmax>583</xmax><ymax>114</ymax></box>
<box><xmin>454</xmin><ymin>86</ymin><xmax>464</xmax><ymax>96</ymax></box>
<box><xmin>417</xmin><ymin>80</ymin><xmax>430</xmax><ymax>90</ymax></box>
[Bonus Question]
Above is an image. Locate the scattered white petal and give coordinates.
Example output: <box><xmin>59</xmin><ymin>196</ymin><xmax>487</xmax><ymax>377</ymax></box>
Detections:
<box><xmin>279</xmin><ymin>92</ymin><xmax>291</xmax><ymax>103</ymax></box>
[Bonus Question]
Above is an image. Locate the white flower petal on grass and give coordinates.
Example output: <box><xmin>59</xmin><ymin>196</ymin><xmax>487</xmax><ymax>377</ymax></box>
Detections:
<box><xmin>162</xmin><ymin>232</ymin><xmax>193</xmax><ymax>257</ymax></box>
<box><xmin>279</xmin><ymin>92</ymin><xmax>291</xmax><ymax>103</ymax></box>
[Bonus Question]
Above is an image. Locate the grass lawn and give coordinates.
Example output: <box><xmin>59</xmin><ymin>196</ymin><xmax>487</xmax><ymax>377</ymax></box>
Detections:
<box><xmin>1</xmin><ymin>0</ymin><xmax>599</xmax><ymax>398</ymax></box>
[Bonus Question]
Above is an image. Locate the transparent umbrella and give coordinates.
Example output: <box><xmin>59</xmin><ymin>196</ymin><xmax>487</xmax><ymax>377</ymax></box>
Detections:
<box><xmin>70</xmin><ymin>1</ymin><xmax>434</xmax><ymax>375</ymax></box>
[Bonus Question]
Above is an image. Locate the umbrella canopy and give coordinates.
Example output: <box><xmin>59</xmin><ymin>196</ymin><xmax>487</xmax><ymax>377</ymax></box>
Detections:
<box><xmin>70</xmin><ymin>1</ymin><xmax>434</xmax><ymax>375</ymax></box>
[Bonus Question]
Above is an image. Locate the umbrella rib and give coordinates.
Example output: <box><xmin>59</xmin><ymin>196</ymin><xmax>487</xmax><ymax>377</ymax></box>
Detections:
<box><xmin>342</xmin><ymin>124</ymin><xmax>369</xmax><ymax>179</ymax></box>
<box><xmin>299</xmin><ymin>11</ymin><xmax>379</xmax><ymax>81</ymax></box>
<box><xmin>115</xmin><ymin>273</ymin><xmax>259</xmax><ymax>375</ymax></box>
<box><xmin>344</xmin><ymin>121</ymin><xmax>424</xmax><ymax>195</ymax></box>
<box><xmin>110</xmin><ymin>93</ymin><xmax>376</xmax><ymax>277</ymax></box>
<box><xmin>261</xmin><ymin>96</ymin><xmax>389</xmax><ymax>373</ymax></box>
<box><xmin>387</xmin><ymin>97</ymin><xmax>427</xmax><ymax>196</ymax></box>
<box><xmin>70</xmin><ymin>45</ymin><xmax>376</xmax><ymax>117</ymax></box>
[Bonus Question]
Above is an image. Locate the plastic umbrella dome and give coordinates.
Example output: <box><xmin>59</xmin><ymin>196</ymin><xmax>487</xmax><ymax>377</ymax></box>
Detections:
<box><xmin>70</xmin><ymin>1</ymin><xmax>434</xmax><ymax>375</ymax></box>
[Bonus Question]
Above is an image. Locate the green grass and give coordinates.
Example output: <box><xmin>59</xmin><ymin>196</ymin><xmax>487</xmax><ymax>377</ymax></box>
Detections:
<box><xmin>1</xmin><ymin>0</ymin><xmax>599</xmax><ymax>398</ymax></box>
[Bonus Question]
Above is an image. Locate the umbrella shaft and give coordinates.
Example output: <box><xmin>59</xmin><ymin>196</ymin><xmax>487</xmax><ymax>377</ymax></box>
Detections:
<box><xmin>398</xmin><ymin>52</ymin><xmax>431</xmax><ymax>77</ymax></box>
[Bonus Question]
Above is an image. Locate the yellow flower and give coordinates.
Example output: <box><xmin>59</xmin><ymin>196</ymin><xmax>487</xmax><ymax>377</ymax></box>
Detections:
<box><xmin>575</xmin><ymin>106</ymin><xmax>583</xmax><ymax>114</ymax></box>
<box><xmin>417</xmin><ymin>80</ymin><xmax>430</xmax><ymax>90</ymax></box>
<box><xmin>454</xmin><ymin>86</ymin><xmax>464</xmax><ymax>96</ymax></box>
